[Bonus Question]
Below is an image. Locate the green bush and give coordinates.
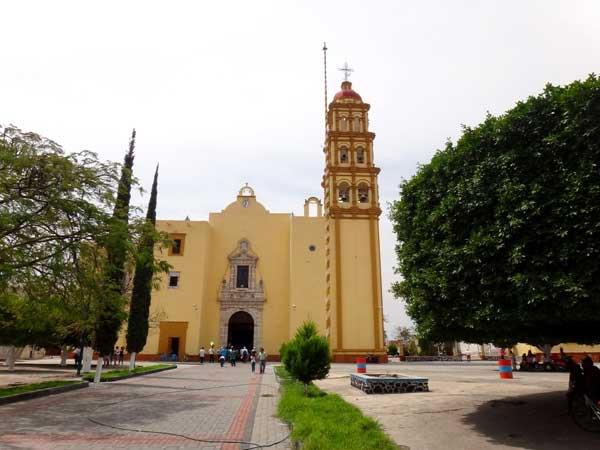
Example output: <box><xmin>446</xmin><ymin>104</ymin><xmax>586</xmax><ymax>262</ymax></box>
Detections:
<box><xmin>387</xmin><ymin>343</ymin><xmax>398</xmax><ymax>356</ymax></box>
<box><xmin>280</xmin><ymin>321</ymin><xmax>330</xmax><ymax>394</ymax></box>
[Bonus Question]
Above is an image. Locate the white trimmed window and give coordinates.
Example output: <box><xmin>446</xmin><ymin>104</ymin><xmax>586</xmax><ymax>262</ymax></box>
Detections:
<box><xmin>168</xmin><ymin>272</ymin><xmax>180</xmax><ymax>289</ymax></box>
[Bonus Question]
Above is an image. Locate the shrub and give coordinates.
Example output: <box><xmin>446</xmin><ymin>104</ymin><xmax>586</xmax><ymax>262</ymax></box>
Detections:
<box><xmin>280</xmin><ymin>321</ymin><xmax>331</xmax><ymax>394</ymax></box>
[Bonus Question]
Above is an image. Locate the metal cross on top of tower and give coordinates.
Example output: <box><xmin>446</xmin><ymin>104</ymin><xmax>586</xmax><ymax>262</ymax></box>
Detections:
<box><xmin>338</xmin><ymin>62</ymin><xmax>354</xmax><ymax>81</ymax></box>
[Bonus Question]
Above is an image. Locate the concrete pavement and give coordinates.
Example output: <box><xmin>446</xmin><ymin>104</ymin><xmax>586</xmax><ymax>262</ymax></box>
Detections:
<box><xmin>317</xmin><ymin>362</ymin><xmax>600</xmax><ymax>450</ymax></box>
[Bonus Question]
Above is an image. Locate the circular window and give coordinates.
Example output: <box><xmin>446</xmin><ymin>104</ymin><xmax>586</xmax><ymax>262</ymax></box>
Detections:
<box><xmin>308</xmin><ymin>245</ymin><xmax>316</xmax><ymax>252</ymax></box>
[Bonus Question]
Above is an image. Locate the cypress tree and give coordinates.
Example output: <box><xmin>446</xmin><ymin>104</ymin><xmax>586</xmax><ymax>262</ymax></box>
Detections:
<box><xmin>126</xmin><ymin>164</ymin><xmax>158</xmax><ymax>369</ymax></box>
<box><xmin>93</xmin><ymin>129</ymin><xmax>135</xmax><ymax>382</ymax></box>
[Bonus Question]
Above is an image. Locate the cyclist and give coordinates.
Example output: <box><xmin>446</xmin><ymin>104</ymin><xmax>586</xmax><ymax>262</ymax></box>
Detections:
<box><xmin>581</xmin><ymin>356</ymin><xmax>600</xmax><ymax>403</ymax></box>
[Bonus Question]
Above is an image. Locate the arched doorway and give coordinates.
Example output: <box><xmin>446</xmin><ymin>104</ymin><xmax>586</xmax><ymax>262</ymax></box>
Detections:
<box><xmin>227</xmin><ymin>311</ymin><xmax>254</xmax><ymax>349</ymax></box>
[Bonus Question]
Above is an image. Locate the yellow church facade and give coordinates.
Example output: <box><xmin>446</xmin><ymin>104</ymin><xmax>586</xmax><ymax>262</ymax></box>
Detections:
<box><xmin>135</xmin><ymin>81</ymin><xmax>387</xmax><ymax>362</ymax></box>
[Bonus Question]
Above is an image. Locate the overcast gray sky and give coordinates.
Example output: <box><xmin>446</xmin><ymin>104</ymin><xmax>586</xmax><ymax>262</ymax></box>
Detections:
<box><xmin>2</xmin><ymin>1</ymin><xmax>599</xmax><ymax>338</ymax></box>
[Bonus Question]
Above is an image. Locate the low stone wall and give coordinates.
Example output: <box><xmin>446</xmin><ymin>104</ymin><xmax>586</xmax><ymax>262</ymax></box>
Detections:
<box><xmin>404</xmin><ymin>355</ymin><xmax>464</xmax><ymax>362</ymax></box>
<box><xmin>350</xmin><ymin>373</ymin><xmax>429</xmax><ymax>394</ymax></box>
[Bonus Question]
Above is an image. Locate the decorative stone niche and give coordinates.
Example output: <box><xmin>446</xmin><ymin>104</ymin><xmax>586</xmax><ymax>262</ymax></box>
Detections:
<box><xmin>218</xmin><ymin>239</ymin><xmax>265</xmax><ymax>349</ymax></box>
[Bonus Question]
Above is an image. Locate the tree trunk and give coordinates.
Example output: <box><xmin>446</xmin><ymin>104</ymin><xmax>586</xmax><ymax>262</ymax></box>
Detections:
<box><xmin>60</xmin><ymin>345</ymin><xmax>68</xmax><ymax>367</ymax></box>
<box><xmin>5</xmin><ymin>346</ymin><xmax>18</xmax><ymax>370</ymax></box>
<box><xmin>543</xmin><ymin>344</ymin><xmax>552</xmax><ymax>361</ymax></box>
<box><xmin>93</xmin><ymin>357</ymin><xmax>103</xmax><ymax>383</ymax></box>
<box><xmin>82</xmin><ymin>347</ymin><xmax>93</xmax><ymax>372</ymax></box>
<box><xmin>129</xmin><ymin>352</ymin><xmax>136</xmax><ymax>371</ymax></box>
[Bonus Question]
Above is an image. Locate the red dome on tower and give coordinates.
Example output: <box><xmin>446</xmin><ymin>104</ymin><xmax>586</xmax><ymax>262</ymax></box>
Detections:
<box><xmin>333</xmin><ymin>81</ymin><xmax>362</xmax><ymax>101</ymax></box>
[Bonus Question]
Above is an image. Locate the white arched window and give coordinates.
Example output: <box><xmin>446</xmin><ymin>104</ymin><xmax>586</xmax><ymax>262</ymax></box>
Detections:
<box><xmin>358</xmin><ymin>183</ymin><xmax>369</xmax><ymax>203</ymax></box>
<box><xmin>338</xmin><ymin>182</ymin><xmax>350</xmax><ymax>203</ymax></box>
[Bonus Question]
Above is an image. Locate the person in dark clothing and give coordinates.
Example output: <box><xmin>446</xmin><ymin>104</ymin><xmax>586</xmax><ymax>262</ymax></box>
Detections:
<box><xmin>229</xmin><ymin>346</ymin><xmax>237</xmax><ymax>367</ymax></box>
<box><xmin>581</xmin><ymin>356</ymin><xmax>600</xmax><ymax>403</ymax></box>
<box><xmin>566</xmin><ymin>357</ymin><xmax>584</xmax><ymax>414</ymax></box>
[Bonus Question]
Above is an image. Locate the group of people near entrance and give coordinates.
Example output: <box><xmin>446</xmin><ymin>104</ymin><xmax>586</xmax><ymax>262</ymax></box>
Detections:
<box><xmin>197</xmin><ymin>344</ymin><xmax>267</xmax><ymax>373</ymax></box>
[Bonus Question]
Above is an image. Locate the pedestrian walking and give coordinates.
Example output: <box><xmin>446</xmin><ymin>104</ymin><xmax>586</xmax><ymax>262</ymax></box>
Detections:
<box><xmin>208</xmin><ymin>346</ymin><xmax>214</xmax><ymax>363</ymax></box>
<box><xmin>229</xmin><ymin>346</ymin><xmax>237</xmax><ymax>367</ymax></box>
<box><xmin>219</xmin><ymin>347</ymin><xmax>227</xmax><ymax>367</ymax></box>
<box><xmin>119</xmin><ymin>346</ymin><xmax>125</xmax><ymax>365</ymax></box>
<box><xmin>251</xmin><ymin>354</ymin><xmax>256</xmax><ymax>373</ymax></box>
<box><xmin>73</xmin><ymin>347</ymin><xmax>81</xmax><ymax>369</ymax></box>
<box><xmin>199</xmin><ymin>346</ymin><xmax>205</xmax><ymax>364</ymax></box>
<box><xmin>258</xmin><ymin>347</ymin><xmax>267</xmax><ymax>374</ymax></box>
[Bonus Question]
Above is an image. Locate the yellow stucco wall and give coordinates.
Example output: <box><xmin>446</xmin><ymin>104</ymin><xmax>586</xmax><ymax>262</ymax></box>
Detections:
<box><xmin>124</xmin><ymin>192</ymin><xmax>328</xmax><ymax>358</ymax></box>
<box><xmin>204</xmin><ymin>195</ymin><xmax>291</xmax><ymax>355</ymax></box>
<box><xmin>515</xmin><ymin>343</ymin><xmax>600</xmax><ymax>356</ymax></box>
<box><xmin>339</xmin><ymin>219</ymin><xmax>376</xmax><ymax>350</ymax></box>
<box><xmin>289</xmin><ymin>216</ymin><xmax>326</xmax><ymax>337</ymax></box>
<box><xmin>143</xmin><ymin>220</ymin><xmax>212</xmax><ymax>355</ymax></box>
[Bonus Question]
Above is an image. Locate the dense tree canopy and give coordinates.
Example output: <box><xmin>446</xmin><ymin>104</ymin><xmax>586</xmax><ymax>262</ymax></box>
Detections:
<box><xmin>0</xmin><ymin>126</ymin><xmax>119</xmax><ymax>352</ymax></box>
<box><xmin>391</xmin><ymin>75</ymin><xmax>600</xmax><ymax>346</ymax></box>
<box><xmin>0</xmin><ymin>126</ymin><xmax>117</xmax><ymax>281</ymax></box>
<box><xmin>1</xmin><ymin>126</ymin><xmax>168</xmax><ymax>365</ymax></box>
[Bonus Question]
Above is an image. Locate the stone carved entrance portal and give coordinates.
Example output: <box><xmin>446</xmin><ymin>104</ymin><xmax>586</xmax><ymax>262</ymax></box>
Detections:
<box><xmin>227</xmin><ymin>311</ymin><xmax>254</xmax><ymax>349</ymax></box>
<box><xmin>219</xmin><ymin>239</ymin><xmax>264</xmax><ymax>350</ymax></box>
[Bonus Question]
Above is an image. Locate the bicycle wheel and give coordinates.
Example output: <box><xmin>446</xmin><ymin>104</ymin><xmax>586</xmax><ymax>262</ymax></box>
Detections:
<box><xmin>572</xmin><ymin>396</ymin><xmax>600</xmax><ymax>433</ymax></box>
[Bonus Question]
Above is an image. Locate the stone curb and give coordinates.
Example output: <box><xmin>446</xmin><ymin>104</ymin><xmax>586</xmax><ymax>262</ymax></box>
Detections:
<box><xmin>0</xmin><ymin>381</ymin><xmax>89</xmax><ymax>406</ymax></box>
<box><xmin>272</xmin><ymin>368</ymin><xmax>298</xmax><ymax>449</ymax></box>
<box><xmin>86</xmin><ymin>364</ymin><xmax>177</xmax><ymax>382</ymax></box>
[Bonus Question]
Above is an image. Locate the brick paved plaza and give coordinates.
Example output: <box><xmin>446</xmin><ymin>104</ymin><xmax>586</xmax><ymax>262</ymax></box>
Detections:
<box><xmin>0</xmin><ymin>363</ymin><xmax>290</xmax><ymax>450</ymax></box>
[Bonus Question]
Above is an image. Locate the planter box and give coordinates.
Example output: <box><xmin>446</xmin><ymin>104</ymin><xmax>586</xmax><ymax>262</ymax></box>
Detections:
<box><xmin>350</xmin><ymin>373</ymin><xmax>429</xmax><ymax>394</ymax></box>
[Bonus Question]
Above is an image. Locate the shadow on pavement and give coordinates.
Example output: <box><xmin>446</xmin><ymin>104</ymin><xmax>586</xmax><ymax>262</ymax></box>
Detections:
<box><xmin>462</xmin><ymin>390</ymin><xmax>600</xmax><ymax>449</ymax></box>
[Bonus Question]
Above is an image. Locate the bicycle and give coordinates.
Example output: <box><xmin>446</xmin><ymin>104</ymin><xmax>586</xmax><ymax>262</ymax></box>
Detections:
<box><xmin>571</xmin><ymin>393</ymin><xmax>600</xmax><ymax>433</ymax></box>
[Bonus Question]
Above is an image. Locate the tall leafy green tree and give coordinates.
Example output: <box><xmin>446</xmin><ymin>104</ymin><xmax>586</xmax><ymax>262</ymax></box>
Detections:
<box><xmin>0</xmin><ymin>125</ymin><xmax>117</xmax><ymax>282</ymax></box>
<box><xmin>93</xmin><ymin>130</ymin><xmax>136</xmax><ymax>382</ymax></box>
<box><xmin>126</xmin><ymin>165</ymin><xmax>158</xmax><ymax>369</ymax></box>
<box><xmin>391</xmin><ymin>75</ymin><xmax>600</xmax><ymax>350</ymax></box>
<box><xmin>0</xmin><ymin>125</ymin><xmax>119</xmax><ymax>367</ymax></box>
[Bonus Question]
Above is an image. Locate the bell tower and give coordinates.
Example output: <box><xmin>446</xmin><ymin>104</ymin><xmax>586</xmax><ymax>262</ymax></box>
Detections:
<box><xmin>322</xmin><ymin>79</ymin><xmax>386</xmax><ymax>362</ymax></box>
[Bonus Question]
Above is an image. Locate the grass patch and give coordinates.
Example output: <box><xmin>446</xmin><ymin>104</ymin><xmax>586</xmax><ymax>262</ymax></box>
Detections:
<box><xmin>0</xmin><ymin>380</ymin><xmax>79</xmax><ymax>398</ymax></box>
<box><xmin>82</xmin><ymin>364</ymin><xmax>174</xmax><ymax>381</ymax></box>
<box><xmin>275</xmin><ymin>366</ymin><xmax>397</xmax><ymax>450</ymax></box>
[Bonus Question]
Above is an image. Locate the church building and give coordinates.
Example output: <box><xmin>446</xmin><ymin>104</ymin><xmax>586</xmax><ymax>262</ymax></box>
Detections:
<box><xmin>137</xmin><ymin>80</ymin><xmax>386</xmax><ymax>362</ymax></box>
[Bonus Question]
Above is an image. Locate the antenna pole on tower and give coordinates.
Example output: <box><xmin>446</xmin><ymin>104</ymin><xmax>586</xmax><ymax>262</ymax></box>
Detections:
<box><xmin>322</xmin><ymin>42</ymin><xmax>328</xmax><ymax>136</ymax></box>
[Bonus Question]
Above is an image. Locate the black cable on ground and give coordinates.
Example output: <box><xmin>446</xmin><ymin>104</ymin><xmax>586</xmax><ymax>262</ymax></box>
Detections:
<box><xmin>86</xmin><ymin>380</ymin><xmax>290</xmax><ymax>449</ymax></box>
<box><xmin>87</xmin><ymin>417</ymin><xmax>290</xmax><ymax>449</ymax></box>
